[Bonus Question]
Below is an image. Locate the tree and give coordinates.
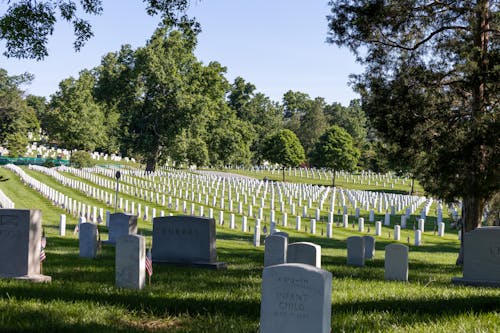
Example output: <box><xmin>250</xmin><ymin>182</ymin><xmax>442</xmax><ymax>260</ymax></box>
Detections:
<box><xmin>325</xmin><ymin>99</ymin><xmax>368</xmax><ymax>148</ymax></box>
<box><xmin>297</xmin><ymin>97</ymin><xmax>328</xmax><ymax>157</ymax></box>
<box><xmin>46</xmin><ymin>69</ymin><xmax>106</xmax><ymax>151</ymax></box>
<box><xmin>310</xmin><ymin>125</ymin><xmax>360</xmax><ymax>187</ymax></box>
<box><xmin>0</xmin><ymin>69</ymin><xmax>38</xmax><ymax>156</ymax></box>
<box><xmin>0</xmin><ymin>0</ymin><xmax>192</xmax><ymax>60</ymax></box>
<box><xmin>238</xmin><ymin>93</ymin><xmax>284</xmax><ymax>164</ymax></box>
<box><xmin>227</xmin><ymin>76</ymin><xmax>256</xmax><ymax>114</ymax></box>
<box><xmin>262</xmin><ymin>129</ymin><xmax>305</xmax><ymax>182</ymax></box>
<box><xmin>328</xmin><ymin>1</ymin><xmax>499</xmax><ymax>259</ymax></box>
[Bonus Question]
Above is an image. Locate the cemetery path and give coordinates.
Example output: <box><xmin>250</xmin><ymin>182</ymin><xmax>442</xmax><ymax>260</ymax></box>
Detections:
<box><xmin>196</xmin><ymin>170</ymin><xmax>256</xmax><ymax>180</ymax></box>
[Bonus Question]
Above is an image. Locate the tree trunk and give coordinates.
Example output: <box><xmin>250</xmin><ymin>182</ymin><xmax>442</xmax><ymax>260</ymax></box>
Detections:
<box><xmin>456</xmin><ymin>0</ymin><xmax>491</xmax><ymax>266</ymax></box>
<box><xmin>456</xmin><ymin>196</ymin><xmax>486</xmax><ymax>265</ymax></box>
<box><xmin>410</xmin><ymin>178</ymin><xmax>414</xmax><ymax>195</ymax></box>
<box><xmin>332</xmin><ymin>169</ymin><xmax>336</xmax><ymax>187</ymax></box>
<box><xmin>282</xmin><ymin>167</ymin><xmax>285</xmax><ymax>182</ymax></box>
<box><xmin>145</xmin><ymin>154</ymin><xmax>158</xmax><ymax>172</ymax></box>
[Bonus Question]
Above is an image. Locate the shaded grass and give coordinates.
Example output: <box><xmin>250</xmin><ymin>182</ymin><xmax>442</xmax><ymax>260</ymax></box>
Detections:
<box><xmin>0</xmin><ymin>166</ymin><xmax>499</xmax><ymax>332</ymax></box>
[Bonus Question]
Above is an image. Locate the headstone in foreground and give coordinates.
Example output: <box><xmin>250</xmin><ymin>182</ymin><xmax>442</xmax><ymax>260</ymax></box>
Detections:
<box><xmin>347</xmin><ymin>236</ymin><xmax>365</xmax><ymax>266</ymax></box>
<box><xmin>115</xmin><ymin>234</ymin><xmax>145</xmax><ymax>290</ymax></box>
<box><xmin>104</xmin><ymin>213</ymin><xmax>137</xmax><ymax>245</ymax></box>
<box><xmin>260</xmin><ymin>263</ymin><xmax>332</xmax><ymax>333</ymax></box>
<box><xmin>79</xmin><ymin>222</ymin><xmax>97</xmax><ymax>258</ymax></box>
<box><xmin>287</xmin><ymin>242</ymin><xmax>321</xmax><ymax>268</ymax></box>
<box><xmin>363</xmin><ymin>235</ymin><xmax>375</xmax><ymax>260</ymax></box>
<box><xmin>452</xmin><ymin>227</ymin><xmax>500</xmax><ymax>287</ymax></box>
<box><xmin>264</xmin><ymin>234</ymin><xmax>288</xmax><ymax>267</ymax></box>
<box><xmin>384</xmin><ymin>243</ymin><xmax>409</xmax><ymax>281</ymax></box>
<box><xmin>0</xmin><ymin>209</ymin><xmax>51</xmax><ymax>282</ymax></box>
<box><xmin>152</xmin><ymin>215</ymin><xmax>226</xmax><ymax>269</ymax></box>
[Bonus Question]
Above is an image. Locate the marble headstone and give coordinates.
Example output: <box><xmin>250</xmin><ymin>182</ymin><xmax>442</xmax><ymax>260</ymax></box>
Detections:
<box><xmin>287</xmin><ymin>242</ymin><xmax>321</xmax><ymax>268</ymax></box>
<box><xmin>152</xmin><ymin>215</ymin><xmax>226</xmax><ymax>269</ymax></box>
<box><xmin>0</xmin><ymin>209</ymin><xmax>51</xmax><ymax>282</ymax></box>
<box><xmin>347</xmin><ymin>236</ymin><xmax>365</xmax><ymax>266</ymax></box>
<box><xmin>452</xmin><ymin>227</ymin><xmax>500</xmax><ymax>287</ymax></box>
<box><xmin>79</xmin><ymin>222</ymin><xmax>97</xmax><ymax>258</ymax></box>
<box><xmin>384</xmin><ymin>244</ymin><xmax>409</xmax><ymax>281</ymax></box>
<box><xmin>264</xmin><ymin>234</ymin><xmax>288</xmax><ymax>267</ymax></box>
<box><xmin>260</xmin><ymin>263</ymin><xmax>332</xmax><ymax>333</ymax></box>
<box><xmin>115</xmin><ymin>234</ymin><xmax>145</xmax><ymax>289</ymax></box>
<box><xmin>105</xmin><ymin>213</ymin><xmax>137</xmax><ymax>245</ymax></box>
<box><xmin>363</xmin><ymin>235</ymin><xmax>375</xmax><ymax>259</ymax></box>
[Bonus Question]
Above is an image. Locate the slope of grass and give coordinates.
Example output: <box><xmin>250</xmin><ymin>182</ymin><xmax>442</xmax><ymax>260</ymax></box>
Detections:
<box><xmin>0</xmin><ymin>166</ymin><xmax>499</xmax><ymax>332</ymax></box>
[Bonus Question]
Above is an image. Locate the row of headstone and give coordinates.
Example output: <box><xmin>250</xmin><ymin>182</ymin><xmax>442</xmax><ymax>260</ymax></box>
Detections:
<box><xmin>66</xmin><ymin>164</ymin><xmax>432</xmax><ymax>227</ymax></box>
<box><xmin>0</xmin><ymin>188</ymin><xmax>15</xmax><ymax>208</ymax></box>
<box><xmin>264</xmin><ymin>234</ymin><xmax>321</xmax><ymax>268</ymax></box>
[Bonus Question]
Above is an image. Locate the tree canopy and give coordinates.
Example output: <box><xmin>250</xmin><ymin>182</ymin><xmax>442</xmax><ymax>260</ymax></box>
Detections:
<box><xmin>328</xmin><ymin>0</ymin><xmax>499</xmax><ymax>236</ymax></box>
<box><xmin>310</xmin><ymin>125</ymin><xmax>360</xmax><ymax>186</ymax></box>
<box><xmin>0</xmin><ymin>0</ymin><xmax>193</xmax><ymax>60</ymax></box>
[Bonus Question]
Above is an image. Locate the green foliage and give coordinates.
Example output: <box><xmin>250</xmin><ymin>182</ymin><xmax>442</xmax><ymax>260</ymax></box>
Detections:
<box><xmin>0</xmin><ymin>0</ymin><xmax>193</xmax><ymax>60</ymax></box>
<box><xmin>47</xmin><ymin>70</ymin><xmax>106</xmax><ymax>151</ymax></box>
<box><xmin>328</xmin><ymin>0</ymin><xmax>499</xmax><ymax>231</ymax></box>
<box><xmin>70</xmin><ymin>150</ymin><xmax>93</xmax><ymax>168</ymax></box>
<box><xmin>310</xmin><ymin>125</ymin><xmax>360</xmax><ymax>172</ymax></box>
<box><xmin>262</xmin><ymin>129</ymin><xmax>305</xmax><ymax>167</ymax></box>
<box><xmin>0</xmin><ymin>68</ymin><xmax>38</xmax><ymax>155</ymax></box>
<box><xmin>298</xmin><ymin>97</ymin><xmax>328</xmax><ymax>156</ymax></box>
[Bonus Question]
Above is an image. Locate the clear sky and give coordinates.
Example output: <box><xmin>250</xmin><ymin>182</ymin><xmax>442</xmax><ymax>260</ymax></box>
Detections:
<box><xmin>1</xmin><ymin>0</ymin><xmax>363</xmax><ymax>106</ymax></box>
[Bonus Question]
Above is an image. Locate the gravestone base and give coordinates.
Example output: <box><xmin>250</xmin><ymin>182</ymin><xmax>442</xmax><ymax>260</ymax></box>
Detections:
<box><xmin>0</xmin><ymin>273</ymin><xmax>52</xmax><ymax>283</ymax></box>
<box><xmin>153</xmin><ymin>259</ymin><xmax>227</xmax><ymax>270</ymax></box>
<box><xmin>451</xmin><ymin>277</ymin><xmax>500</xmax><ymax>288</ymax></box>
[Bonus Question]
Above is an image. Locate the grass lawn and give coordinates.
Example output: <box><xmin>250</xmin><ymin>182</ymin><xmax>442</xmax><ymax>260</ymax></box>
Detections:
<box><xmin>0</xmin><ymin>166</ymin><xmax>499</xmax><ymax>332</ymax></box>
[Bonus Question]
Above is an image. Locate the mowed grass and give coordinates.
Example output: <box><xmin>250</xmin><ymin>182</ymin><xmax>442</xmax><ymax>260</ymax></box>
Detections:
<box><xmin>0</xmin><ymin>167</ymin><xmax>500</xmax><ymax>332</ymax></box>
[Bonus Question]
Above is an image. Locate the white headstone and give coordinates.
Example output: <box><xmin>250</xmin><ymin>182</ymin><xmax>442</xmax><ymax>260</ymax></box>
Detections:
<box><xmin>347</xmin><ymin>236</ymin><xmax>365</xmax><ymax>266</ymax></box>
<box><xmin>287</xmin><ymin>242</ymin><xmax>321</xmax><ymax>268</ymax></box>
<box><xmin>115</xmin><ymin>234</ymin><xmax>145</xmax><ymax>289</ymax></box>
<box><xmin>394</xmin><ymin>225</ymin><xmax>401</xmax><ymax>241</ymax></box>
<box><xmin>264</xmin><ymin>235</ymin><xmax>288</xmax><ymax>267</ymax></box>
<box><xmin>59</xmin><ymin>214</ymin><xmax>66</xmax><ymax>236</ymax></box>
<box><xmin>260</xmin><ymin>263</ymin><xmax>332</xmax><ymax>333</ymax></box>
<box><xmin>384</xmin><ymin>243</ymin><xmax>409</xmax><ymax>281</ymax></box>
<box><xmin>79</xmin><ymin>222</ymin><xmax>97</xmax><ymax>258</ymax></box>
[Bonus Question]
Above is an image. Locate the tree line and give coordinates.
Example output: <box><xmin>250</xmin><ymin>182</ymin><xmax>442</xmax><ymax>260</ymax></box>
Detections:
<box><xmin>1</xmin><ymin>22</ymin><xmax>392</xmax><ymax>176</ymax></box>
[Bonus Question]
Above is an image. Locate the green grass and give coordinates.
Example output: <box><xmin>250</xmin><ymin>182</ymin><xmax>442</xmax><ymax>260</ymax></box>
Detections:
<box><xmin>0</xmin><ymin>166</ymin><xmax>499</xmax><ymax>332</ymax></box>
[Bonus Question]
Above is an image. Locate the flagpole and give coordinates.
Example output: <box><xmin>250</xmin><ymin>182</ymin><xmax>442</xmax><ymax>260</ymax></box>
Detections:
<box><xmin>114</xmin><ymin>171</ymin><xmax>121</xmax><ymax>213</ymax></box>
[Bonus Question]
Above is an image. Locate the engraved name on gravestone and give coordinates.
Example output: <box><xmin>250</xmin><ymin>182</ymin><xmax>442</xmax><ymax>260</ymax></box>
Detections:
<box><xmin>105</xmin><ymin>213</ymin><xmax>137</xmax><ymax>245</ymax></box>
<box><xmin>0</xmin><ymin>209</ymin><xmax>51</xmax><ymax>282</ymax></box>
<box><xmin>260</xmin><ymin>263</ymin><xmax>332</xmax><ymax>333</ymax></box>
<box><xmin>452</xmin><ymin>227</ymin><xmax>500</xmax><ymax>287</ymax></box>
<box><xmin>152</xmin><ymin>216</ymin><xmax>226</xmax><ymax>269</ymax></box>
<box><xmin>116</xmin><ymin>234</ymin><xmax>145</xmax><ymax>290</ymax></box>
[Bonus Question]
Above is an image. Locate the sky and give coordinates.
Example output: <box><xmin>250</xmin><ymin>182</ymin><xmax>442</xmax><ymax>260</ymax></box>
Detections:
<box><xmin>1</xmin><ymin>0</ymin><xmax>363</xmax><ymax>106</ymax></box>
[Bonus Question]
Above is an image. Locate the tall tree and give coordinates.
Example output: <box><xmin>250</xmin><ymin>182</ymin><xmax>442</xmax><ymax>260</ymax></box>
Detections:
<box><xmin>0</xmin><ymin>0</ymin><xmax>192</xmax><ymax>60</ymax></box>
<box><xmin>0</xmin><ymin>69</ymin><xmax>38</xmax><ymax>156</ymax></box>
<box><xmin>310</xmin><ymin>125</ymin><xmax>360</xmax><ymax>186</ymax></box>
<box><xmin>47</xmin><ymin>69</ymin><xmax>106</xmax><ymax>151</ymax></box>
<box><xmin>328</xmin><ymin>0</ymin><xmax>499</xmax><ymax>253</ymax></box>
<box><xmin>227</xmin><ymin>76</ymin><xmax>256</xmax><ymax>114</ymax></box>
<box><xmin>238</xmin><ymin>92</ymin><xmax>284</xmax><ymax>163</ymax></box>
<box><xmin>262</xmin><ymin>129</ymin><xmax>305</xmax><ymax>181</ymax></box>
<box><xmin>298</xmin><ymin>97</ymin><xmax>328</xmax><ymax>157</ymax></box>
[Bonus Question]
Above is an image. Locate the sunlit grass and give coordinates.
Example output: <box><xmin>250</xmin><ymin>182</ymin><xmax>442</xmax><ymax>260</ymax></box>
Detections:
<box><xmin>0</xmin><ymin>166</ymin><xmax>499</xmax><ymax>332</ymax></box>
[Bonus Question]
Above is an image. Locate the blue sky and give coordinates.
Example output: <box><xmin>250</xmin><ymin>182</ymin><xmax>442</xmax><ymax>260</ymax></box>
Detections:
<box><xmin>1</xmin><ymin>1</ymin><xmax>362</xmax><ymax>106</ymax></box>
